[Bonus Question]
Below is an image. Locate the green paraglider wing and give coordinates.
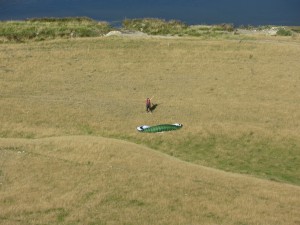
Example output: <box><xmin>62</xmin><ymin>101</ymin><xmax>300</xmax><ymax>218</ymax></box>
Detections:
<box><xmin>137</xmin><ymin>123</ymin><xmax>183</xmax><ymax>133</ymax></box>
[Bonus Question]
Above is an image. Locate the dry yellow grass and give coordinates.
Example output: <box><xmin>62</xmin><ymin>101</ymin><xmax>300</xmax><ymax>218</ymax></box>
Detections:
<box><xmin>1</xmin><ymin>36</ymin><xmax>299</xmax><ymax>137</ymax></box>
<box><xmin>1</xmin><ymin>35</ymin><xmax>300</xmax><ymax>224</ymax></box>
<box><xmin>1</xmin><ymin>35</ymin><xmax>300</xmax><ymax>180</ymax></box>
<box><xmin>1</xmin><ymin>136</ymin><xmax>300</xmax><ymax>225</ymax></box>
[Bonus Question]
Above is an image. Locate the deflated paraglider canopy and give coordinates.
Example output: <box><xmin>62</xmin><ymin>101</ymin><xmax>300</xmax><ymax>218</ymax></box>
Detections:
<box><xmin>137</xmin><ymin>123</ymin><xmax>183</xmax><ymax>133</ymax></box>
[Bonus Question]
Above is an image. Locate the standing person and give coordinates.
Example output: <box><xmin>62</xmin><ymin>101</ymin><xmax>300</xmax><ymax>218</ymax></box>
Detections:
<box><xmin>146</xmin><ymin>96</ymin><xmax>153</xmax><ymax>113</ymax></box>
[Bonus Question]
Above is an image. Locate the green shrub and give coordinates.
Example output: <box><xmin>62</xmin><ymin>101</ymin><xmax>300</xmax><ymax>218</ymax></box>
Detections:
<box><xmin>276</xmin><ymin>28</ymin><xmax>292</xmax><ymax>36</ymax></box>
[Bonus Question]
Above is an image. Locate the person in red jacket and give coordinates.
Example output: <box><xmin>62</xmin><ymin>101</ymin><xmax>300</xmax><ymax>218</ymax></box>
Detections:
<box><xmin>146</xmin><ymin>96</ymin><xmax>153</xmax><ymax>113</ymax></box>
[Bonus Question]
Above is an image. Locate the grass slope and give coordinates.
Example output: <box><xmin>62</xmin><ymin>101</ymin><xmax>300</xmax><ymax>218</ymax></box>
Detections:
<box><xmin>1</xmin><ymin>36</ymin><xmax>299</xmax><ymax>185</ymax></box>
<box><xmin>1</xmin><ymin>136</ymin><xmax>300</xmax><ymax>225</ymax></box>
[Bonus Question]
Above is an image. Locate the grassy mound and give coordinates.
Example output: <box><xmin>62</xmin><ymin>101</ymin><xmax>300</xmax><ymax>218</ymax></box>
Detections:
<box><xmin>122</xmin><ymin>18</ymin><xmax>188</xmax><ymax>35</ymax></box>
<box><xmin>1</xmin><ymin>136</ymin><xmax>299</xmax><ymax>224</ymax></box>
<box><xmin>122</xmin><ymin>18</ymin><xmax>234</xmax><ymax>37</ymax></box>
<box><xmin>0</xmin><ymin>17</ymin><xmax>112</xmax><ymax>42</ymax></box>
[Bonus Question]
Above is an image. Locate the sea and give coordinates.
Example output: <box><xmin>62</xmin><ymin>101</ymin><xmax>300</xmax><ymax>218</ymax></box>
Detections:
<box><xmin>0</xmin><ymin>0</ymin><xmax>299</xmax><ymax>27</ymax></box>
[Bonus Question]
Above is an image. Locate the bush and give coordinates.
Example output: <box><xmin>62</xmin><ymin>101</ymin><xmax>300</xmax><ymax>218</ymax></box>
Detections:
<box><xmin>276</xmin><ymin>28</ymin><xmax>292</xmax><ymax>36</ymax></box>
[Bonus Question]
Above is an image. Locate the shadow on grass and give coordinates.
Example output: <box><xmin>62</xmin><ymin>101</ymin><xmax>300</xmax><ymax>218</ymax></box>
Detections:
<box><xmin>150</xmin><ymin>103</ymin><xmax>159</xmax><ymax>112</ymax></box>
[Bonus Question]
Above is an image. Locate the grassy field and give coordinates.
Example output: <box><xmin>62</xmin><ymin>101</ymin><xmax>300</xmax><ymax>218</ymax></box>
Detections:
<box><xmin>1</xmin><ymin>34</ymin><xmax>300</xmax><ymax>224</ymax></box>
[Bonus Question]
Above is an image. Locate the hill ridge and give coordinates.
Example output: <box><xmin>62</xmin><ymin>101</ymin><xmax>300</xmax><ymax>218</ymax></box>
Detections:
<box><xmin>1</xmin><ymin>135</ymin><xmax>300</xmax><ymax>224</ymax></box>
<box><xmin>1</xmin><ymin>135</ymin><xmax>299</xmax><ymax>189</ymax></box>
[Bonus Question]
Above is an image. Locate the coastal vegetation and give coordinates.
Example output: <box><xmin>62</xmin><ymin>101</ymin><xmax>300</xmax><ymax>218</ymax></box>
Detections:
<box><xmin>0</xmin><ymin>17</ymin><xmax>111</xmax><ymax>42</ymax></box>
<box><xmin>0</xmin><ymin>17</ymin><xmax>298</xmax><ymax>43</ymax></box>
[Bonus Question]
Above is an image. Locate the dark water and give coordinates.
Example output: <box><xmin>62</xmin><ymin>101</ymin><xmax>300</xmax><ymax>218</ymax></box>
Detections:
<box><xmin>0</xmin><ymin>0</ymin><xmax>299</xmax><ymax>26</ymax></box>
